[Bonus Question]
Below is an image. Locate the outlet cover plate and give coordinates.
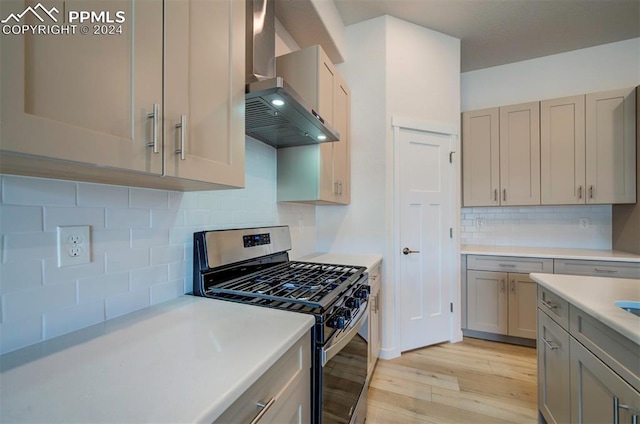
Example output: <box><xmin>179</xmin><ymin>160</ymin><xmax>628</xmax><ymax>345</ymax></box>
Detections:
<box><xmin>57</xmin><ymin>226</ymin><xmax>91</xmax><ymax>267</ymax></box>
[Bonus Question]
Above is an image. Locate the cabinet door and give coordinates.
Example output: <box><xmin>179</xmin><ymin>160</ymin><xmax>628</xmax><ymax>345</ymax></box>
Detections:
<box><xmin>164</xmin><ymin>0</ymin><xmax>244</xmax><ymax>187</ymax></box>
<box><xmin>467</xmin><ymin>270</ymin><xmax>508</xmax><ymax>335</ymax></box>
<box><xmin>0</xmin><ymin>0</ymin><xmax>163</xmax><ymax>174</ymax></box>
<box><xmin>499</xmin><ymin>102</ymin><xmax>541</xmax><ymax>205</ymax></box>
<box><xmin>585</xmin><ymin>87</ymin><xmax>637</xmax><ymax>204</ymax></box>
<box><xmin>462</xmin><ymin>108</ymin><xmax>500</xmax><ymax>206</ymax></box>
<box><xmin>570</xmin><ymin>338</ymin><xmax>639</xmax><ymax>424</ymax></box>
<box><xmin>541</xmin><ymin>95</ymin><xmax>586</xmax><ymax>205</ymax></box>
<box><xmin>537</xmin><ymin>311</ymin><xmax>571</xmax><ymax>424</ymax></box>
<box><xmin>507</xmin><ymin>273</ymin><xmax>537</xmax><ymax>339</ymax></box>
<box><xmin>331</xmin><ymin>76</ymin><xmax>351</xmax><ymax>204</ymax></box>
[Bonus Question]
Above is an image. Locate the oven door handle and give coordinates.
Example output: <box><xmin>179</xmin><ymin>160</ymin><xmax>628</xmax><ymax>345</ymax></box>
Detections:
<box><xmin>322</xmin><ymin>303</ymin><xmax>369</xmax><ymax>367</ymax></box>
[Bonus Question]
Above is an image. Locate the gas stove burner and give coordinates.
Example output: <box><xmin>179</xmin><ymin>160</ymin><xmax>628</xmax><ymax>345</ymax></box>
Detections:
<box><xmin>204</xmin><ymin>260</ymin><xmax>366</xmax><ymax>309</ymax></box>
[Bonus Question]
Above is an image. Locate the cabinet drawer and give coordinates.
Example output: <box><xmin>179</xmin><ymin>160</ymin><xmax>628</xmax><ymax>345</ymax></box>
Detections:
<box><xmin>537</xmin><ymin>285</ymin><xmax>570</xmax><ymax>330</ymax></box>
<box><xmin>215</xmin><ymin>331</ymin><xmax>311</xmax><ymax>423</ymax></box>
<box><xmin>554</xmin><ymin>259</ymin><xmax>640</xmax><ymax>279</ymax></box>
<box><xmin>569</xmin><ymin>305</ymin><xmax>640</xmax><ymax>392</ymax></box>
<box><xmin>467</xmin><ymin>255</ymin><xmax>553</xmax><ymax>273</ymax></box>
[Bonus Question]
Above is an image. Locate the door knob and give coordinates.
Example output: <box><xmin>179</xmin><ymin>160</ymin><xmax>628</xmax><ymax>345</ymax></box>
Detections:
<box><xmin>402</xmin><ymin>247</ymin><xmax>420</xmax><ymax>255</ymax></box>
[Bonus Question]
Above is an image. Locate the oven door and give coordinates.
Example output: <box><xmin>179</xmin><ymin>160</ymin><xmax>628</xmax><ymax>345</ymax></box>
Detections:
<box><xmin>321</xmin><ymin>303</ymin><xmax>369</xmax><ymax>424</ymax></box>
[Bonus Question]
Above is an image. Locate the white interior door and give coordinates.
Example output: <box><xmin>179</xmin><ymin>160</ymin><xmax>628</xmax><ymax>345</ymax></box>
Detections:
<box><xmin>397</xmin><ymin>126</ymin><xmax>454</xmax><ymax>352</ymax></box>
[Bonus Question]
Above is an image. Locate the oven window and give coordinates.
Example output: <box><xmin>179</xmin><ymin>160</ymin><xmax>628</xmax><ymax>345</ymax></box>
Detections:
<box><xmin>322</xmin><ymin>332</ymin><xmax>368</xmax><ymax>423</ymax></box>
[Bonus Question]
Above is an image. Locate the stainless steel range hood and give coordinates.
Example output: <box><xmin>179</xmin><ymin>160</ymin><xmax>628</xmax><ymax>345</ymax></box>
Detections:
<box><xmin>245</xmin><ymin>0</ymin><xmax>339</xmax><ymax>148</ymax></box>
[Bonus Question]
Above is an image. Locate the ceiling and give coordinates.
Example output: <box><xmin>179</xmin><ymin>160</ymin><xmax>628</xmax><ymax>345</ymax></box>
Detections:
<box><xmin>332</xmin><ymin>0</ymin><xmax>640</xmax><ymax>72</ymax></box>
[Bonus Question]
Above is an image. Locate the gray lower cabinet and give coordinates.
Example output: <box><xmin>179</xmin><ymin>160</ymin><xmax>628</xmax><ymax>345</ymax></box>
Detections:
<box><xmin>467</xmin><ymin>270</ymin><xmax>537</xmax><ymax>339</ymax></box>
<box><xmin>570</xmin><ymin>338</ymin><xmax>639</xmax><ymax>423</ymax></box>
<box><xmin>537</xmin><ymin>286</ymin><xmax>640</xmax><ymax>424</ymax></box>
<box><xmin>538</xmin><ymin>310</ymin><xmax>571</xmax><ymax>424</ymax></box>
<box><xmin>215</xmin><ymin>330</ymin><xmax>311</xmax><ymax>423</ymax></box>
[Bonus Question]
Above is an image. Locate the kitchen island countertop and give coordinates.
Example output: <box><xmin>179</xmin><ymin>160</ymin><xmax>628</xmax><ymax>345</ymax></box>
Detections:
<box><xmin>462</xmin><ymin>245</ymin><xmax>640</xmax><ymax>262</ymax></box>
<box><xmin>0</xmin><ymin>296</ymin><xmax>314</xmax><ymax>423</ymax></box>
<box><xmin>530</xmin><ymin>273</ymin><xmax>640</xmax><ymax>344</ymax></box>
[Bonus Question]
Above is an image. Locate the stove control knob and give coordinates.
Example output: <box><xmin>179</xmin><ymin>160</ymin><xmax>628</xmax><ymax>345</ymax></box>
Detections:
<box><xmin>328</xmin><ymin>315</ymin><xmax>346</xmax><ymax>330</ymax></box>
<box><xmin>345</xmin><ymin>297</ymin><xmax>361</xmax><ymax>309</ymax></box>
<box><xmin>355</xmin><ymin>287</ymin><xmax>370</xmax><ymax>301</ymax></box>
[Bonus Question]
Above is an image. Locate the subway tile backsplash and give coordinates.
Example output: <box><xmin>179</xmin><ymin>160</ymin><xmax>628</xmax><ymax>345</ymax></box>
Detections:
<box><xmin>0</xmin><ymin>138</ymin><xmax>316</xmax><ymax>354</ymax></box>
<box><xmin>461</xmin><ymin>205</ymin><xmax>612</xmax><ymax>249</ymax></box>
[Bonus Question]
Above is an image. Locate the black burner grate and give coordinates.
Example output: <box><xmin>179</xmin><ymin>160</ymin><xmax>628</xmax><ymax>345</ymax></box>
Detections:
<box><xmin>206</xmin><ymin>261</ymin><xmax>364</xmax><ymax>309</ymax></box>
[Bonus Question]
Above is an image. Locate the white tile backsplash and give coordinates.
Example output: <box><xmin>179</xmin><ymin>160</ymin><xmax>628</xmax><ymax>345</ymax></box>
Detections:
<box><xmin>78</xmin><ymin>273</ymin><xmax>129</xmax><ymax>304</ymax></box>
<box><xmin>2</xmin><ymin>176</ymin><xmax>77</xmax><ymax>206</ymax></box>
<box><xmin>0</xmin><ymin>205</ymin><xmax>43</xmax><ymax>233</ymax></box>
<box><xmin>461</xmin><ymin>205</ymin><xmax>612</xmax><ymax>249</ymax></box>
<box><xmin>0</xmin><ymin>138</ymin><xmax>317</xmax><ymax>354</ymax></box>
<box><xmin>78</xmin><ymin>183</ymin><xmax>129</xmax><ymax>207</ymax></box>
<box><xmin>44</xmin><ymin>206</ymin><xmax>106</xmax><ymax>231</ymax></box>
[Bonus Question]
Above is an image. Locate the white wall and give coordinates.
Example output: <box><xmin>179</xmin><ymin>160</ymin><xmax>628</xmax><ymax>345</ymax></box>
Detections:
<box><xmin>0</xmin><ymin>138</ymin><xmax>316</xmax><ymax>354</ymax></box>
<box><xmin>318</xmin><ymin>15</ymin><xmax>460</xmax><ymax>359</ymax></box>
<box><xmin>462</xmin><ymin>38</ymin><xmax>640</xmax><ymax>111</ymax></box>
<box><xmin>461</xmin><ymin>38</ymin><xmax>640</xmax><ymax>249</ymax></box>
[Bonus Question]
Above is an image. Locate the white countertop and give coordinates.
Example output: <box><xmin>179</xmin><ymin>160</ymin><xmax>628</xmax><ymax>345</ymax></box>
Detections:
<box><xmin>530</xmin><ymin>273</ymin><xmax>640</xmax><ymax>344</ymax></box>
<box><xmin>0</xmin><ymin>296</ymin><xmax>315</xmax><ymax>423</ymax></box>
<box><xmin>299</xmin><ymin>252</ymin><xmax>383</xmax><ymax>273</ymax></box>
<box><xmin>461</xmin><ymin>245</ymin><xmax>640</xmax><ymax>262</ymax></box>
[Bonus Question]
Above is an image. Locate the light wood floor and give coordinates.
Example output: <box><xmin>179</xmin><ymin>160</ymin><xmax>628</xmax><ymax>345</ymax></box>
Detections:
<box><xmin>366</xmin><ymin>337</ymin><xmax>538</xmax><ymax>424</ymax></box>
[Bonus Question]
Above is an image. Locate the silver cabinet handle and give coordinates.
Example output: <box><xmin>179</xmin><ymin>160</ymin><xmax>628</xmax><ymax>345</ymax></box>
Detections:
<box><xmin>589</xmin><ymin>185</ymin><xmax>594</xmax><ymax>199</ymax></box>
<box><xmin>494</xmin><ymin>189</ymin><xmax>498</xmax><ymax>202</ymax></box>
<box><xmin>541</xmin><ymin>299</ymin><xmax>558</xmax><ymax>310</ymax></box>
<box><xmin>594</xmin><ymin>268</ymin><xmax>618</xmax><ymax>274</ymax></box>
<box><xmin>250</xmin><ymin>397</ymin><xmax>276</xmax><ymax>424</ymax></box>
<box><xmin>339</xmin><ymin>181</ymin><xmax>343</xmax><ymax>195</ymax></box>
<box><xmin>500</xmin><ymin>279</ymin><xmax>505</xmax><ymax>293</ymax></box>
<box><xmin>499</xmin><ymin>263</ymin><xmax>516</xmax><ymax>268</ymax></box>
<box><xmin>578</xmin><ymin>185</ymin><xmax>583</xmax><ymax>200</ymax></box>
<box><xmin>510</xmin><ymin>279</ymin><xmax>515</xmax><ymax>294</ymax></box>
<box><xmin>402</xmin><ymin>247</ymin><xmax>420</xmax><ymax>255</ymax></box>
<box><xmin>541</xmin><ymin>337</ymin><xmax>559</xmax><ymax>350</ymax></box>
<box><xmin>146</xmin><ymin>103</ymin><xmax>159</xmax><ymax>153</ymax></box>
<box><xmin>613</xmin><ymin>397</ymin><xmax>637</xmax><ymax>424</ymax></box>
<box><xmin>503</xmin><ymin>189</ymin><xmax>507</xmax><ymax>202</ymax></box>
<box><xmin>334</xmin><ymin>181</ymin><xmax>339</xmax><ymax>195</ymax></box>
<box><xmin>175</xmin><ymin>115</ymin><xmax>186</xmax><ymax>160</ymax></box>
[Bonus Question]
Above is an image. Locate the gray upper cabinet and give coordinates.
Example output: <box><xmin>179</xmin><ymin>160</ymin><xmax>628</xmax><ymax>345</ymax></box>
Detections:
<box><xmin>499</xmin><ymin>102</ymin><xmax>541</xmax><ymax>206</ymax></box>
<box><xmin>276</xmin><ymin>45</ymin><xmax>351</xmax><ymax>205</ymax></box>
<box><xmin>463</xmin><ymin>87</ymin><xmax>636</xmax><ymax>207</ymax></box>
<box><xmin>163</xmin><ymin>0</ymin><xmax>245</xmax><ymax>188</ymax></box>
<box><xmin>1</xmin><ymin>0</ymin><xmax>163</xmax><ymax>175</ymax></box>
<box><xmin>462</xmin><ymin>108</ymin><xmax>500</xmax><ymax>206</ymax></box>
<box><xmin>0</xmin><ymin>0</ymin><xmax>245</xmax><ymax>191</ymax></box>
<box><xmin>541</xmin><ymin>88</ymin><xmax>637</xmax><ymax>205</ymax></box>
<box><xmin>462</xmin><ymin>102</ymin><xmax>540</xmax><ymax>206</ymax></box>
<box><xmin>541</xmin><ymin>95</ymin><xmax>586</xmax><ymax>205</ymax></box>
<box><xmin>585</xmin><ymin>87</ymin><xmax>637</xmax><ymax>204</ymax></box>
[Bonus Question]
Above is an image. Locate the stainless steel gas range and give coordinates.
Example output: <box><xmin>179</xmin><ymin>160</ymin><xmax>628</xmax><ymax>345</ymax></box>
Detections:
<box><xmin>193</xmin><ymin>226</ymin><xmax>369</xmax><ymax>424</ymax></box>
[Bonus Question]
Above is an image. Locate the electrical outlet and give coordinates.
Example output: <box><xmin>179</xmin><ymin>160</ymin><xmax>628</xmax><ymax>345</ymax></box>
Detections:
<box><xmin>579</xmin><ymin>218</ymin><xmax>590</xmax><ymax>229</ymax></box>
<box><xmin>57</xmin><ymin>226</ymin><xmax>91</xmax><ymax>267</ymax></box>
<box><xmin>475</xmin><ymin>218</ymin><xmax>486</xmax><ymax>228</ymax></box>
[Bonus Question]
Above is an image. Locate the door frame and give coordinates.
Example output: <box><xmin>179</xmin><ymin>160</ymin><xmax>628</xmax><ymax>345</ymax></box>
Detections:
<box><xmin>390</xmin><ymin>116</ymin><xmax>462</xmax><ymax>357</ymax></box>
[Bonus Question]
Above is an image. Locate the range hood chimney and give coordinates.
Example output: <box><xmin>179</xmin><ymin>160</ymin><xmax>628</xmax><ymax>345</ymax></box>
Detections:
<box><xmin>245</xmin><ymin>0</ymin><xmax>339</xmax><ymax>148</ymax></box>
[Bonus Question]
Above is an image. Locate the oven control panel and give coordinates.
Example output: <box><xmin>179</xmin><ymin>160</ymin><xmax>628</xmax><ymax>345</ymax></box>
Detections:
<box><xmin>243</xmin><ymin>233</ymin><xmax>271</xmax><ymax>248</ymax></box>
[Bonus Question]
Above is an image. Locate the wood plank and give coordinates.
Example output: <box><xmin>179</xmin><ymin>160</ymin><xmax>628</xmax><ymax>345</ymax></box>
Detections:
<box><xmin>366</xmin><ymin>337</ymin><xmax>537</xmax><ymax>424</ymax></box>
